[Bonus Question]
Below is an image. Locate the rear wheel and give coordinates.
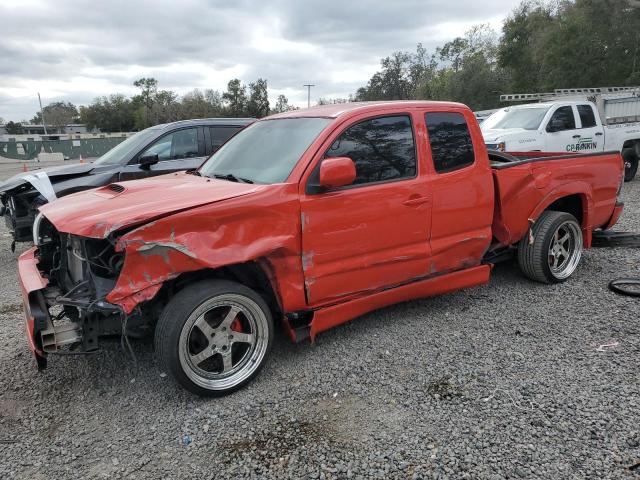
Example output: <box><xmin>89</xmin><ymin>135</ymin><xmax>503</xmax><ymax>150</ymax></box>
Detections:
<box><xmin>155</xmin><ymin>279</ymin><xmax>273</xmax><ymax>396</ymax></box>
<box><xmin>623</xmin><ymin>148</ymin><xmax>638</xmax><ymax>182</ymax></box>
<box><xmin>518</xmin><ymin>211</ymin><xmax>583</xmax><ymax>284</ymax></box>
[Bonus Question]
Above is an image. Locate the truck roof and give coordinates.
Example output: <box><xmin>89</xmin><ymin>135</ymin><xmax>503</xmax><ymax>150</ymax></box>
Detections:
<box><xmin>268</xmin><ymin>101</ymin><xmax>469</xmax><ymax>120</ymax></box>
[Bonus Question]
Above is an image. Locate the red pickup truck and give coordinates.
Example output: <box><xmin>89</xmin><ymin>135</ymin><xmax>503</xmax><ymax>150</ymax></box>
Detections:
<box><xmin>18</xmin><ymin>101</ymin><xmax>624</xmax><ymax>396</ymax></box>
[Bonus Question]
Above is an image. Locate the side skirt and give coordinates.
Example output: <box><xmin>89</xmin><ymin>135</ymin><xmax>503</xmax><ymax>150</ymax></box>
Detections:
<box><xmin>309</xmin><ymin>264</ymin><xmax>492</xmax><ymax>340</ymax></box>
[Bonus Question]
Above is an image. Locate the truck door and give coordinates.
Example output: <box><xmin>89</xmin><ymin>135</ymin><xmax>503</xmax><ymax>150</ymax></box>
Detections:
<box><xmin>575</xmin><ymin>104</ymin><xmax>605</xmax><ymax>152</ymax></box>
<box><xmin>424</xmin><ymin>111</ymin><xmax>494</xmax><ymax>273</ymax></box>
<box><xmin>299</xmin><ymin>113</ymin><xmax>432</xmax><ymax>307</ymax></box>
<box><xmin>544</xmin><ymin>105</ymin><xmax>581</xmax><ymax>153</ymax></box>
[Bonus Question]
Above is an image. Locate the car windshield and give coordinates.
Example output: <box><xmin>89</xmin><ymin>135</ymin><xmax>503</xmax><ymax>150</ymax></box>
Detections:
<box><xmin>199</xmin><ymin>118</ymin><xmax>331</xmax><ymax>184</ymax></box>
<box><xmin>94</xmin><ymin>127</ymin><xmax>163</xmax><ymax>166</ymax></box>
<box><xmin>482</xmin><ymin>106</ymin><xmax>550</xmax><ymax>131</ymax></box>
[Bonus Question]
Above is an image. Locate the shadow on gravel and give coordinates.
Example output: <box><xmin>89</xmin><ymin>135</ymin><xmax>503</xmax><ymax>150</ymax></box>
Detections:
<box><xmin>0</xmin><ymin>304</ymin><xmax>23</xmax><ymax>315</ymax></box>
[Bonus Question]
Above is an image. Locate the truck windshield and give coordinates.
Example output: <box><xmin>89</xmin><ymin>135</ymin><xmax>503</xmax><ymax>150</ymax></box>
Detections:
<box><xmin>94</xmin><ymin>126</ymin><xmax>163</xmax><ymax>166</ymax></box>
<box><xmin>482</xmin><ymin>106</ymin><xmax>550</xmax><ymax>131</ymax></box>
<box><xmin>199</xmin><ymin>118</ymin><xmax>331</xmax><ymax>184</ymax></box>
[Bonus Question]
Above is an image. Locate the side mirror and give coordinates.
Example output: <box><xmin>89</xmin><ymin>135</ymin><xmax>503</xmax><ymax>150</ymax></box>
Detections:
<box><xmin>546</xmin><ymin>119</ymin><xmax>563</xmax><ymax>133</ymax></box>
<box><xmin>139</xmin><ymin>153</ymin><xmax>159</xmax><ymax>168</ymax></box>
<box><xmin>319</xmin><ymin>157</ymin><xmax>356</xmax><ymax>189</ymax></box>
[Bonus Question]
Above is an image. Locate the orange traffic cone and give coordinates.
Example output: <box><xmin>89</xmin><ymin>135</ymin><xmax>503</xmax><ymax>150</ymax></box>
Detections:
<box><xmin>79</xmin><ymin>154</ymin><xmax>84</xmax><ymax>164</ymax></box>
<box><xmin>22</xmin><ymin>163</ymin><xmax>28</xmax><ymax>172</ymax></box>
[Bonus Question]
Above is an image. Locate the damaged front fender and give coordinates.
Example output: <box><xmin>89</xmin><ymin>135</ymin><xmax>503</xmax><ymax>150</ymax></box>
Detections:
<box><xmin>104</xmin><ymin>184</ymin><xmax>307</xmax><ymax>314</ymax></box>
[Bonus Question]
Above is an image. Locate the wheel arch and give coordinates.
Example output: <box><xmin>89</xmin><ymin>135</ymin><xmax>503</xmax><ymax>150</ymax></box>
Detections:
<box><xmin>529</xmin><ymin>185</ymin><xmax>594</xmax><ymax>248</ymax></box>
<box><xmin>156</xmin><ymin>259</ymin><xmax>284</xmax><ymax>321</ymax></box>
<box><xmin>622</xmin><ymin>139</ymin><xmax>640</xmax><ymax>155</ymax></box>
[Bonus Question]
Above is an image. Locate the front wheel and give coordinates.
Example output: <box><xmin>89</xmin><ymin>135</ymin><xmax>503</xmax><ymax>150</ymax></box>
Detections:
<box><xmin>517</xmin><ymin>211</ymin><xmax>583</xmax><ymax>284</ymax></box>
<box><xmin>155</xmin><ymin>279</ymin><xmax>274</xmax><ymax>396</ymax></box>
<box><xmin>623</xmin><ymin>148</ymin><xmax>638</xmax><ymax>182</ymax></box>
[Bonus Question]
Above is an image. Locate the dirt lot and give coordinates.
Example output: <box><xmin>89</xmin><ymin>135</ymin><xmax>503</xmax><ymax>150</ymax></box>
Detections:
<box><xmin>0</xmin><ymin>173</ymin><xmax>639</xmax><ymax>479</ymax></box>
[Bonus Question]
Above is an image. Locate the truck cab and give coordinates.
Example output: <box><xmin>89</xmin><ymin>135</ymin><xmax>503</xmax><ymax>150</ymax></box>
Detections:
<box><xmin>482</xmin><ymin>101</ymin><xmax>604</xmax><ymax>154</ymax></box>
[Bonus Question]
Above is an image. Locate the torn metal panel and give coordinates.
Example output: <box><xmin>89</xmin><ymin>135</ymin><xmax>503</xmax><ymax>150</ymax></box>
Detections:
<box><xmin>22</xmin><ymin>172</ymin><xmax>57</xmax><ymax>202</ymax></box>
<box><xmin>104</xmin><ymin>184</ymin><xmax>307</xmax><ymax>313</ymax></box>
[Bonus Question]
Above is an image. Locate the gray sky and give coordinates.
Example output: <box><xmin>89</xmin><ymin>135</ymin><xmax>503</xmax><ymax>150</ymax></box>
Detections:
<box><xmin>0</xmin><ymin>0</ymin><xmax>521</xmax><ymax>122</ymax></box>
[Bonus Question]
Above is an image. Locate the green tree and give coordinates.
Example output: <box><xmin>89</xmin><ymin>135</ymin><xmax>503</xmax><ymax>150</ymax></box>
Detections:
<box><xmin>355</xmin><ymin>51</ymin><xmax>414</xmax><ymax>101</ymax></box>
<box><xmin>498</xmin><ymin>0</ymin><xmax>640</xmax><ymax>92</ymax></box>
<box><xmin>150</xmin><ymin>90</ymin><xmax>180</xmax><ymax>124</ymax></box>
<box><xmin>4</xmin><ymin>121</ymin><xmax>23</xmax><ymax>134</ymax></box>
<box><xmin>222</xmin><ymin>79</ymin><xmax>248</xmax><ymax>117</ymax></box>
<box><xmin>272</xmin><ymin>94</ymin><xmax>296</xmax><ymax>113</ymax></box>
<box><xmin>498</xmin><ymin>1</ymin><xmax>555</xmax><ymax>92</ymax></box>
<box><xmin>356</xmin><ymin>25</ymin><xmax>508</xmax><ymax>110</ymax></box>
<box><xmin>133</xmin><ymin>77</ymin><xmax>158</xmax><ymax>127</ymax></box>
<box><xmin>31</xmin><ymin>101</ymin><xmax>79</xmax><ymax>129</ymax></box>
<box><xmin>79</xmin><ymin>94</ymin><xmax>136</xmax><ymax>132</ymax></box>
<box><xmin>247</xmin><ymin>78</ymin><xmax>270</xmax><ymax>118</ymax></box>
<box><xmin>180</xmin><ymin>88</ymin><xmax>222</xmax><ymax>119</ymax></box>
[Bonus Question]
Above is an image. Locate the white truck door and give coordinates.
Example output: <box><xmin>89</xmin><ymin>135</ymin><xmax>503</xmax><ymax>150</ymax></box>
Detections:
<box><xmin>574</xmin><ymin>104</ymin><xmax>604</xmax><ymax>152</ymax></box>
<box><xmin>544</xmin><ymin>105</ymin><xmax>580</xmax><ymax>153</ymax></box>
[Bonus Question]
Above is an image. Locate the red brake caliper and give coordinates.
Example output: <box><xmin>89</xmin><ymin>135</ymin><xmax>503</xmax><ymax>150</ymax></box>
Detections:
<box><xmin>230</xmin><ymin>317</ymin><xmax>242</xmax><ymax>332</ymax></box>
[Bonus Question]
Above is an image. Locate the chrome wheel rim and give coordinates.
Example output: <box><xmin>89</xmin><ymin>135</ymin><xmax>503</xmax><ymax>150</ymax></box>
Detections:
<box><xmin>178</xmin><ymin>293</ymin><xmax>268</xmax><ymax>391</ymax></box>
<box><xmin>548</xmin><ymin>221</ymin><xmax>582</xmax><ymax>279</ymax></box>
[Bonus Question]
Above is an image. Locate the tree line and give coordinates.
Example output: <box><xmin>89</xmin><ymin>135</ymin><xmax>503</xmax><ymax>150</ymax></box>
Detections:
<box><xmin>5</xmin><ymin>78</ymin><xmax>296</xmax><ymax>134</ymax></box>
<box><xmin>353</xmin><ymin>0</ymin><xmax>639</xmax><ymax>110</ymax></box>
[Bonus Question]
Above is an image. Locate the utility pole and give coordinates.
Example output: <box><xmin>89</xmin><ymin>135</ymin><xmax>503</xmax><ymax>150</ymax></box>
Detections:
<box><xmin>37</xmin><ymin>92</ymin><xmax>47</xmax><ymax>135</ymax></box>
<box><xmin>303</xmin><ymin>84</ymin><xmax>315</xmax><ymax>108</ymax></box>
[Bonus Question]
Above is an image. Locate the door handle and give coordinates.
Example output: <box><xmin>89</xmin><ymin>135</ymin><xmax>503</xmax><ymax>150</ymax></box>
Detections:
<box><xmin>403</xmin><ymin>196</ymin><xmax>430</xmax><ymax>207</ymax></box>
<box><xmin>595</xmin><ymin>132</ymin><xmax>603</xmax><ymax>136</ymax></box>
<box><xmin>572</xmin><ymin>134</ymin><xmax>581</xmax><ymax>139</ymax></box>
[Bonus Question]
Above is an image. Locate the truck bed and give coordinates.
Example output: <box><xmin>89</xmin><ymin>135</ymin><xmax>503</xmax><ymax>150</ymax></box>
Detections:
<box><xmin>489</xmin><ymin>150</ymin><xmax>624</xmax><ymax>247</ymax></box>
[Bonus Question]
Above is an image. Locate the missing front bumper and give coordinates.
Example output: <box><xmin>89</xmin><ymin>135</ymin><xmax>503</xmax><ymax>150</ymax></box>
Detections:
<box><xmin>18</xmin><ymin>247</ymin><xmax>124</xmax><ymax>368</ymax></box>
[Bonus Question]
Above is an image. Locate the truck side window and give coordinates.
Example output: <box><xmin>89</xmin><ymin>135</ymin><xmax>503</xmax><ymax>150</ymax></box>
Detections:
<box><xmin>325</xmin><ymin>115</ymin><xmax>416</xmax><ymax>185</ymax></box>
<box><xmin>210</xmin><ymin>126</ymin><xmax>241</xmax><ymax>152</ymax></box>
<box><xmin>577</xmin><ymin>105</ymin><xmax>597</xmax><ymax>128</ymax></box>
<box><xmin>547</xmin><ymin>106</ymin><xmax>576</xmax><ymax>131</ymax></box>
<box><xmin>425</xmin><ymin>112</ymin><xmax>475</xmax><ymax>173</ymax></box>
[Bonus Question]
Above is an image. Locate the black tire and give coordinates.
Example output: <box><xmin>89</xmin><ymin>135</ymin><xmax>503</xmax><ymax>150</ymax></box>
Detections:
<box><xmin>517</xmin><ymin>211</ymin><xmax>583</xmax><ymax>284</ymax></box>
<box><xmin>623</xmin><ymin>148</ymin><xmax>638</xmax><ymax>182</ymax></box>
<box><xmin>155</xmin><ymin>279</ymin><xmax>274</xmax><ymax>397</ymax></box>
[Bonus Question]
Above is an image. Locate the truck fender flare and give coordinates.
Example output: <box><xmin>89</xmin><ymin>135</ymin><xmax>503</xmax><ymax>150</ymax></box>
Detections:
<box><xmin>528</xmin><ymin>182</ymin><xmax>594</xmax><ymax>248</ymax></box>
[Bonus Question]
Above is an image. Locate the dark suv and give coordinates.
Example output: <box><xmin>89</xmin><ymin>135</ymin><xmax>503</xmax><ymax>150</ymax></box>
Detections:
<box><xmin>0</xmin><ymin>118</ymin><xmax>253</xmax><ymax>244</ymax></box>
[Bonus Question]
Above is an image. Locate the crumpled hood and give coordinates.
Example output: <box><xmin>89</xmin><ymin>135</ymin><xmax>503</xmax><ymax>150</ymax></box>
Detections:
<box><xmin>39</xmin><ymin>172</ymin><xmax>265</xmax><ymax>238</ymax></box>
<box><xmin>481</xmin><ymin>128</ymin><xmax>529</xmax><ymax>142</ymax></box>
<box><xmin>0</xmin><ymin>162</ymin><xmax>95</xmax><ymax>193</ymax></box>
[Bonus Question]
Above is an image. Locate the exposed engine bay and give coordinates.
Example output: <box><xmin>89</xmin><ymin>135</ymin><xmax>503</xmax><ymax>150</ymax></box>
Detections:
<box><xmin>31</xmin><ymin>215</ymin><xmax>152</xmax><ymax>363</ymax></box>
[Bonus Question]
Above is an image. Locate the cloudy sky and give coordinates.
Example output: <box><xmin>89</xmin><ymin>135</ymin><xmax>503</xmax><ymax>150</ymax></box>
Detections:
<box><xmin>0</xmin><ymin>0</ymin><xmax>521</xmax><ymax>122</ymax></box>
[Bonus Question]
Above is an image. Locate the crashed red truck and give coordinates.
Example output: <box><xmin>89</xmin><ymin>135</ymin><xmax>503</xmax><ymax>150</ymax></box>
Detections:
<box><xmin>18</xmin><ymin>101</ymin><xmax>625</xmax><ymax>396</ymax></box>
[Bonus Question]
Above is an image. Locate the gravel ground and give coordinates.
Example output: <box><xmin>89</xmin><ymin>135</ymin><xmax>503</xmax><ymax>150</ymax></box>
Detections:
<box><xmin>0</xmin><ymin>181</ymin><xmax>639</xmax><ymax>479</ymax></box>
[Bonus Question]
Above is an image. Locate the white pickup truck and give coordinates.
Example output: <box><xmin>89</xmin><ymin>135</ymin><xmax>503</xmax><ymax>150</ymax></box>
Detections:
<box><xmin>481</xmin><ymin>87</ymin><xmax>640</xmax><ymax>181</ymax></box>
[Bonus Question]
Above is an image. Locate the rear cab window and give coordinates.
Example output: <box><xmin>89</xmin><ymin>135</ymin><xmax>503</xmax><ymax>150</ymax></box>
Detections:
<box><xmin>577</xmin><ymin>105</ymin><xmax>597</xmax><ymax>128</ymax></box>
<box><xmin>324</xmin><ymin>115</ymin><xmax>417</xmax><ymax>186</ymax></box>
<box><xmin>425</xmin><ymin>112</ymin><xmax>475</xmax><ymax>173</ymax></box>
